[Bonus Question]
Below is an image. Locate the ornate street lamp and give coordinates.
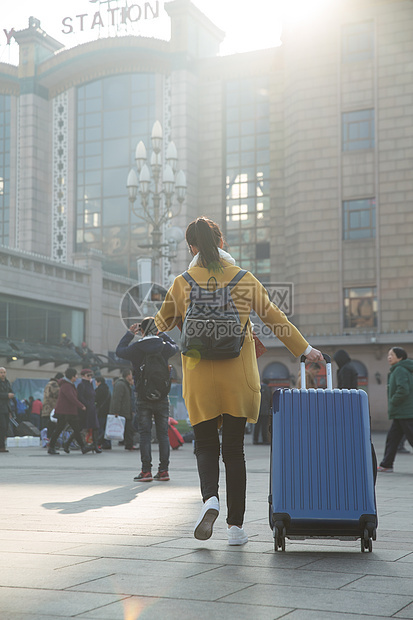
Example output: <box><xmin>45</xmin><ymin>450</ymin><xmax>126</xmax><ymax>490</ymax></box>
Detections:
<box><xmin>127</xmin><ymin>121</ymin><xmax>186</xmax><ymax>284</ymax></box>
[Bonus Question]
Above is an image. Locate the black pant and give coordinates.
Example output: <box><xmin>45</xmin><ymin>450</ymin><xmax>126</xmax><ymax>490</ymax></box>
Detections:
<box><xmin>98</xmin><ymin>415</ymin><xmax>111</xmax><ymax>448</ymax></box>
<box><xmin>0</xmin><ymin>412</ymin><xmax>9</xmax><ymax>450</ymax></box>
<box><xmin>49</xmin><ymin>416</ymin><xmax>84</xmax><ymax>451</ymax></box>
<box><xmin>193</xmin><ymin>414</ymin><xmax>246</xmax><ymax>527</ymax></box>
<box><xmin>380</xmin><ymin>419</ymin><xmax>413</xmax><ymax>468</ymax></box>
<box><xmin>253</xmin><ymin>415</ymin><xmax>270</xmax><ymax>444</ymax></box>
<box><xmin>124</xmin><ymin>418</ymin><xmax>134</xmax><ymax>450</ymax></box>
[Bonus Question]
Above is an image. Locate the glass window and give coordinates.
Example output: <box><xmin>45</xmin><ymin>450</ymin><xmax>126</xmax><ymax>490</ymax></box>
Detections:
<box><xmin>103</xmin><ymin>138</ymin><xmax>129</xmax><ymax>168</ymax></box>
<box><xmin>342</xmin><ymin>22</ymin><xmax>374</xmax><ymax>63</ymax></box>
<box><xmin>344</xmin><ymin>287</ymin><xmax>377</xmax><ymax>329</ymax></box>
<box><xmin>76</xmin><ymin>73</ymin><xmax>158</xmax><ymax>276</ymax></box>
<box><xmin>103</xmin><ymin>75</ymin><xmax>130</xmax><ymax>109</ymax></box>
<box><xmin>85</xmin><ymin>81</ymin><xmax>102</xmax><ymax>98</ymax></box>
<box><xmin>343</xmin><ymin>198</ymin><xmax>376</xmax><ymax>240</ymax></box>
<box><xmin>342</xmin><ymin>109</ymin><xmax>374</xmax><ymax>151</ymax></box>
<box><xmin>0</xmin><ymin>295</ymin><xmax>85</xmax><ymax>346</ymax></box>
<box><xmin>86</xmin><ymin>98</ymin><xmax>101</xmax><ymax>113</ymax></box>
<box><xmin>224</xmin><ymin>77</ymin><xmax>271</xmax><ymax>281</ymax></box>
<box><xmin>103</xmin><ymin>110</ymin><xmax>129</xmax><ymax>139</ymax></box>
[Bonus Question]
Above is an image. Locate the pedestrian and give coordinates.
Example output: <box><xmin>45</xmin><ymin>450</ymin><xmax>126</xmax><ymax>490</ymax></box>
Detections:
<box><xmin>47</xmin><ymin>367</ymin><xmax>93</xmax><ymax>455</ymax></box>
<box><xmin>333</xmin><ymin>349</ymin><xmax>358</xmax><ymax>389</ymax></box>
<box><xmin>109</xmin><ymin>369</ymin><xmax>135</xmax><ymax>451</ymax></box>
<box><xmin>30</xmin><ymin>398</ymin><xmax>43</xmax><ymax>429</ymax></box>
<box><xmin>253</xmin><ymin>380</ymin><xmax>272</xmax><ymax>445</ymax></box>
<box><xmin>154</xmin><ymin>216</ymin><xmax>322</xmax><ymax>545</ymax></box>
<box><xmin>397</xmin><ymin>435</ymin><xmax>410</xmax><ymax>454</ymax></box>
<box><xmin>115</xmin><ymin>317</ymin><xmax>179</xmax><ymax>482</ymax></box>
<box><xmin>41</xmin><ymin>373</ymin><xmax>64</xmax><ymax>436</ymax></box>
<box><xmin>0</xmin><ymin>367</ymin><xmax>14</xmax><ymax>453</ymax></box>
<box><xmin>95</xmin><ymin>375</ymin><xmax>111</xmax><ymax>449</ymax></box>
<box><xmin>77</xmin><ymin>369</ymin><xmax>102</xmax><ymax>453</ymax></box>
<box><xmin>378</xmin><ymin>347</ymin><xmax>413</xmax><ymax>472</ymax></box>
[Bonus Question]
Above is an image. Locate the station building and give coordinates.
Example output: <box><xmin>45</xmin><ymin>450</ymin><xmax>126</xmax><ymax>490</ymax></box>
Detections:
<box><xmin>1</xmin><ymin>0</ymin><xmax>412</xmax><ymax>427</ymax></box>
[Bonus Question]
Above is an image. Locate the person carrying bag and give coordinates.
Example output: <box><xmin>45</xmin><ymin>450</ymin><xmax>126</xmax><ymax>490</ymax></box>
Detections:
<box><xmin>154</xmin><ymin>217</ymin><xmax>322</xmax><ymax>546</ymax></box>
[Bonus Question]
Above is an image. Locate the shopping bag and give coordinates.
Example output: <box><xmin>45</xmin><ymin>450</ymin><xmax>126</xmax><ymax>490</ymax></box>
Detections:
<box><xmin>104</xmin><ymin>414</ymin><xmax>126</xmax><ymax>440</ymax></box>
<box><xmin>50</xmin><ymin>408</ymin><xmax>57</xmax><ymax>423</ymax></box>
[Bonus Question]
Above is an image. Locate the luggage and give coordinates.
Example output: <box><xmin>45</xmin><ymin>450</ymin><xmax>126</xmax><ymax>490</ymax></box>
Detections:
<box><xmin>16</xmin><ymin>421</ymin><xmax>40</xmax><ymax>437</ymax></box>
<box><xmin>168</xmin><ymin>417</ymin><xmax>184</xmax><ymax>450</ymax></box>
<box><xmin>269</xmin><ymin>353</ymin><xmax>378</xmax><ymax>552</ymax></box>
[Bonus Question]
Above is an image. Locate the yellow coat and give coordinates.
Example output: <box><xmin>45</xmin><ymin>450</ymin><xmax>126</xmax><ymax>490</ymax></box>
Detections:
<box><xmin>155</xmin><ymin>261</ymin><xmax>309</xmax><ymax>426</ymax></box>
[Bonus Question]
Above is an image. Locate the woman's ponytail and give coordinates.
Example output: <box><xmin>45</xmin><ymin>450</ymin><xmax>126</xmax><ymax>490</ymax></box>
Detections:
<box><xmin>186</xmin><ymin>217</ymin><xmax>223</xmax><ymax>272</ymax></box>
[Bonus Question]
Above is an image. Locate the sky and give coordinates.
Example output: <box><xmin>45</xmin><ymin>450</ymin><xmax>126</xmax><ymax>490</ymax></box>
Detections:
<box><xmin>1</xmin><ymin>0</ymin><xmax>336</xmax><ymax>64</ymax></box>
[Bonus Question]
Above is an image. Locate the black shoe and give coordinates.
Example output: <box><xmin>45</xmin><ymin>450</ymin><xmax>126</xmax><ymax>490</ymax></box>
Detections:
<box><xmin>63</xmin><ymin>443</ymin><xmax>70</xmax><ymax>454</ymax></box>
<box><xmin>81</xmin><ymin>445</ymin><xmax>94</xmax><ymax>454</ymax></box>
<box><xmin>48</xmin><ymin>448</ymin><xmax>60</xmax><ymax>455</ymax></box>
<box><xmin>93</xmin><ymin>445</ymin><xmax>103</xmax><ymax>454</ymax></box>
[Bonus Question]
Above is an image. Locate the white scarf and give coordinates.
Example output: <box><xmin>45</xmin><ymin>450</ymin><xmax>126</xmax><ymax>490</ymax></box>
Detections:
<box><xmin>188</xmin><ymin>247</ymin><xmax>236</xmax><ymax>269</ymax></box>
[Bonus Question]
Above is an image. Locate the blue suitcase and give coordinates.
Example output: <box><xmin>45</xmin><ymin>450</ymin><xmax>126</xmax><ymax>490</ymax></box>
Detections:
<box><xmin>269</xmin><ymin>354</ymin><xmax>378</xmax><ymax>552</ymax></box>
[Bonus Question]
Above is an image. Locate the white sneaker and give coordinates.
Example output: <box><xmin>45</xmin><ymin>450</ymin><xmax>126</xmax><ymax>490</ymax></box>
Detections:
<box><xmin>194</xmin><ymin>496</ymin><xmax>219</xmax><ymax>540</ymax></box>
<box><xmin>227</xmin><ymin>526</ymin><xmax>248</xmax><ymax>546</ymax></box>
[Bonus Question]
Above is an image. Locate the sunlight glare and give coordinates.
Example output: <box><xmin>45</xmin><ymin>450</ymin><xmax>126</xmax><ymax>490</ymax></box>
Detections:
<box><xmin>281</xmin><ymin>0</ymin><xmax>339</xmax><ymax>24</ymax></box>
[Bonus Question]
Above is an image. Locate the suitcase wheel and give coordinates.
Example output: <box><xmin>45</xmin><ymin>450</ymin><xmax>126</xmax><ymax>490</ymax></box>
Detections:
<box><xmin>361</xmin><ymin>528</ymin><xmax>373</xmax><ymax>553</ymax></box>
<box><xmin>273</xmin><ymin>522</ymin><xmax>286</xmax><ymax>552</ymax></box>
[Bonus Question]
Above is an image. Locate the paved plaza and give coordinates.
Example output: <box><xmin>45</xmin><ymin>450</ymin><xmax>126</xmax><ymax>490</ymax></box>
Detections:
<box><xmin>0</xmin><ymin>431</ymin><xmax>413</xmax><ymax>620</ymax></box>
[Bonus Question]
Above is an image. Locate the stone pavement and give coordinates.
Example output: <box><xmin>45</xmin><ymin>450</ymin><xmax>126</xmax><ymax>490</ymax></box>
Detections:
<box><xmin>0</xmin><ymin>431</ymin><xmax>413</xmax><ymax>620</ymax></box>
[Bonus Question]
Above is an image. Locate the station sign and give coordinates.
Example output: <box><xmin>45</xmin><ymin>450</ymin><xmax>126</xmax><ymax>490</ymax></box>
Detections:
<box><xmin>1</xmin><ymin>1</ymin><xmax>161</xmax><ymax>48</ymax></box>
<box><xmin>62</xmin><ymin>1</ymin><xmax>161</xmax><ymax>35</ymax></box>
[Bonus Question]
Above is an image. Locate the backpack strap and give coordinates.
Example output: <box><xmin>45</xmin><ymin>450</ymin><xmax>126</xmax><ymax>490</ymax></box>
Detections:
<box><xmin>181</xmin><ymin>269</ymin><xmax>247</xmax><ymax>289</ymax></box>
<box><xmin>181</xmin><ymin>271</ymin><xmax>195</xmax><ymax>287</ymax></box>
<box><xmin>227</xmin><ymin>269</ymin><xmax>247</xmax><ymax>290</ymax></box>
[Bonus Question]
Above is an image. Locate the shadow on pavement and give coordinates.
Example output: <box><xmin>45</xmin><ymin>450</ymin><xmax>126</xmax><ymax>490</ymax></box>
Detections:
<box><xmin>42</xmin><ymin>484</ymin><xmax>149</xmax><ymax>514</ymax></box>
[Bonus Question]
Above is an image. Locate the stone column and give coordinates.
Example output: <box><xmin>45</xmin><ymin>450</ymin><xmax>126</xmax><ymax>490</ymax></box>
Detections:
<box><xmin>73</xmin><ymin>250</ymin><xmax>103</xmax><ymax>355</ymax></box>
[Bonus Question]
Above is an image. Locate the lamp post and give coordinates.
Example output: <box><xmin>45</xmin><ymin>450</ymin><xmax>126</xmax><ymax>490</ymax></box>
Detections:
<box><xmin>127</xmin><ymin>121</ymin><xmax>186</xmax><ymax>284</ymax></box>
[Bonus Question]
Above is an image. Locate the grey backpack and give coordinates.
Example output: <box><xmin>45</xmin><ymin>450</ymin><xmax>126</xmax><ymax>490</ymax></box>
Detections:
<box><xmin>181</xmin><ymin>270</ymin><xmax>247</xmax><ymax>360</ymax></box>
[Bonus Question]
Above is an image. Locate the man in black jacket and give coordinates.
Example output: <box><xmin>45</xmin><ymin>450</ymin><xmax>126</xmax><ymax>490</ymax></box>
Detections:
<box><xmin>95</xmin><ymin>375</ymin><xmax>112</xmax><ymax>449</ymax></box>
<box><xmin>116</xmin><ymin>317</ymin><xmax>178</xmax><ymax>482</ymax></box>
<box><xmin>0</xmin><ymin>367</ymin><xmax>14</xmax><ymax>453</ymax></box>
<box><xmin>333</xmin><ymin>349</ymin><xmax>358</xmax><ymax>389</ymax></box>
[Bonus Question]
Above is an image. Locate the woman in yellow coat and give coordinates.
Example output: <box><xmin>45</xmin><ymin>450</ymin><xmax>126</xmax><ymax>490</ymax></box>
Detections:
<box><xmin>155</xmin><ymin>217</ymin><xmax>322</xmax><ymax>545</ymax></box>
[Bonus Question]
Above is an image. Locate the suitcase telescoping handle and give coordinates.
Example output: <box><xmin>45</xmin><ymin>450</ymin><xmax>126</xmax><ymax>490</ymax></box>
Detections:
<box><xmin>300</xmin><ymin>353</ymin><xmax>333</xmax><ymax>390</ymax></box>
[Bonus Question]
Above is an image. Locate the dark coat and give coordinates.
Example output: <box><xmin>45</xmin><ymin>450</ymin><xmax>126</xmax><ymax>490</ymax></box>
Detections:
<box><xmin>116</xmin><ymin>331</ymin><xmax>178</xmax><ymax>391</ymax></box>
<box><xmin>333</xmin><ymin>349</ymin><xmax>358</xmax><ymax>389</ymax></box>
<box><xmin>259</xmin><ymin>383</ymin><xmax>272</xmax><ymax>417</ymax></box>
<box><xmin>77</xmin><ymin>379</ymin><xmax>99</xmax><ymax>429</ymax></box>
<box><xmin>95</xmin><ymin>382</ymin><xmax>111</xmax><ymax>417</ymax></box>
<box><xmin>388</xmin><ymin>359</ymin><xmax>413</xmax><ymax>419</ymax></box>
<box><xmin>109</xmin><ymin>377</ymin><xmax>133</xmax><ymax>420</ymax></box>
<box><xmin>55</xmin><ymin>379</ymin><xmax>85</xmax><ymax>417</ymax></box>
<box><xmin>0</xmin><ymin>377</ymin><xmax>13</xmax><ymax>415</ymax></box>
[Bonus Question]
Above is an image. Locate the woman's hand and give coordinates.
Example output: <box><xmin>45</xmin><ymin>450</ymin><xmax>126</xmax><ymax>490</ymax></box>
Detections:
<box><xmin>306</xmin><ymin>347</ymin><xmax>323</xmax><ymax>362</ymax></box>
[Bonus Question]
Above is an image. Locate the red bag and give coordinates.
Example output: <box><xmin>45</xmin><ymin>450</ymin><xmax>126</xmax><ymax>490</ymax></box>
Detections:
<box><xmin>168</xmin><ymin>417</ymin><xmax>184</xmax><ymax>449</ymax></box>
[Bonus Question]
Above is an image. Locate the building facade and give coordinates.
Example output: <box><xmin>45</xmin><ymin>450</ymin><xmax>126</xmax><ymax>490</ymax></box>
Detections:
<box><xmin>1</xmin><ymin>0</ymin><xmax>412</xmax><ymax>427</ymax></box>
